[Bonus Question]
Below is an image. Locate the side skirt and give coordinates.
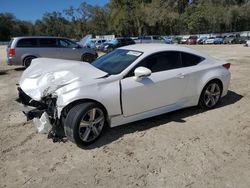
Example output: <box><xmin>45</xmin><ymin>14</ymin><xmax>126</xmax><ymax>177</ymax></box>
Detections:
<box><xmin>109</xmin><ymin>100</ymin><xmax>195</xmax><ymax>128</ymax></box>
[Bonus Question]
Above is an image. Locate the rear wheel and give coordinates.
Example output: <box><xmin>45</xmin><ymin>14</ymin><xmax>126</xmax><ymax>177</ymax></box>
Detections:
<box><xmin>199</xmin><ymin>81</ymin><xmax>222</xmax><ymax>109</ymax></box>
<box><xmin>64</xmin><ymin>102</ymin><xmax>106</xmax><ymax>147</ymax></box>
<box><xmin>23</xmin><ymin>56</ymin><xmax>36</xmax><ymax>68</ymax></box>
<box><xmin>82</xmin><ymin>53</ymin><xmax>96</xmax><ymax>63</ymax></box>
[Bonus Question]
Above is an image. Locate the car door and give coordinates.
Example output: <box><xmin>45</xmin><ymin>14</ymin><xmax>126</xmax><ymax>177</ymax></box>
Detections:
<box><xmin>57</xmin><ymin>38</ymin><xmax>82</xmax><ymax>60</ymax></box>
<box><xmin>121</xmin><ymin>51</ymin><xmax>190</xmax><ymax>117</ymax></box>
<box><xmin>38</xmin><ymin>38</ymin><xmax>61</xmax><ymax>58</ymax></box>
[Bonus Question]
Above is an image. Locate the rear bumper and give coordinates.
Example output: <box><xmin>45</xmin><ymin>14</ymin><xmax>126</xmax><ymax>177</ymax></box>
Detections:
<box><xmin>221</xmin><ymin>73</ymin><xmax>231</xmax><ymax>97</ymax></box>
<box><xmin>7</xmin><ymin>56</ymin><xmax>21</xmax><ymax>66</ymax></box>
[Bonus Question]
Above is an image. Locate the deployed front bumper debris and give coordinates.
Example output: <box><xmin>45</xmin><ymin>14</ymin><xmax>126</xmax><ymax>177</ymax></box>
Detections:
<box><xmin>33</xmin><ymin>112</ymin><xmax>52</xmax><ymax>134</ymax></box>
<box><xmin>16</xmin><ymin>87</ymin><xmax>65</xmax><ymax>142</ymax></box>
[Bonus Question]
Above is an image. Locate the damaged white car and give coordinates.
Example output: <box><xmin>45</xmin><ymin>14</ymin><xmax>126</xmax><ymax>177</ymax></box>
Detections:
<box><xmin>17</xmin><ymin>44</ymin><xmax>231</xmax><ymax>147</ymax></box>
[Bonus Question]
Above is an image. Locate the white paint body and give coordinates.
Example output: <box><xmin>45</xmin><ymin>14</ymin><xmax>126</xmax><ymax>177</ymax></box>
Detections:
<box><xmin>246</xmin><ymin>40</ymin><xmax>250</xmax><ymax>47</ymax></box>
<box><xmin>19</xmin><ymin>44</ymin><xmax>231</xmax><ymax>127</ymax></box>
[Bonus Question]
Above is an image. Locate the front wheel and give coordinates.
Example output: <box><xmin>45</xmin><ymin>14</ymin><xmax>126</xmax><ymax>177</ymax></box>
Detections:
<box><xmin>64</xmin><ymin>102</ymin><xmax>106</xmax><ymax>147</ymax></box>
<box><xmin>199</xmin><ymin>81</ymin><xmax>222</xmax><ymax>109</ymax></box>
<box><xmin>82</xmin><ymin>53</ymin><xmax>96</xmax><ymax>63</ymax></box>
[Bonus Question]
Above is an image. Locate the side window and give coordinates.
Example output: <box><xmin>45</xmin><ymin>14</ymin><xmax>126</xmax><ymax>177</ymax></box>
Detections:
<box><xmin>153</xmin><ymin>36</ymin><xmax>160</xmax><ymax>40</ymax></box>
<box><xmin>58</xmin><ymin>39</ymin><xmax>78</xmax><ymax>48</ymax></box>
<box><xmin>126</xmin><ymin>51</ymin><xmax>181</xmax><ymax>77</ymax></box>
<box><xmin>181</xmin><ymin>52</ymin><xmax>203</xmax><ymax>67</ymax></box>
<box><xmin>39</xmin><ymin>38</ymin><xmax>57</xmax><ymax>47</ymax></box>
<box><xmin>144</xmin><ymin>36</ymin><xmax>151</xmax><ymax>40</ymax></box>
<box><xmin>142</xmin><ymin>52</ymin><xmax>181</xmax><ymax>73</ymax></box>
<box><xmin>16</xmin><ymin>38</ymin><xmax>38</xmax><ymax>47</ymax></box>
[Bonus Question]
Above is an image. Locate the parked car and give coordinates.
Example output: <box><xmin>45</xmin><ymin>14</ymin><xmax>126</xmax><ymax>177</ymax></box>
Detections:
<box><xmin>137</xmin><ymin>35</ymin><xmax>166</xmax><ymax>44</ymax></box>
<box><xmin>7</xmin><ymin>36</ymin><xmax>97</xmax><ymax>67</ymax></box>
<box><xmin>17</xmin><ymin>44</ymin><xmax>231</xmax><ymax>147</ymax></box>
<box><xmin>180</xmin><ymin>36</ymin><xmax>189</xmax><ymax>44</ymax></box>
<box><xmin>163</xmin><ymin>36</ymin><xmax>174</xmax><ymax>44</ymax></box>
<box><xmin>197</xmin><ymin>36</ymin><xmax>208</xmax><ymax>44</ymax></box>
<box><xmin>85</xmin><ymin>40</ymin><xmax>96</xmax><ymax>48</ymax></box>
<box><xmin>245</xmin><ymin>40</ymin><xmax>250</xmax><ymax>47</ymax></box>
<box><xmin>213</xmin><ymin>36</ymin><xmax>224</xmax><ymax>44</ymax></box>
<box><xmin>172</xmin><ymin>36</ymin><xmax>182</xmax><ymax>44</ymax></box>
<box><xmin>205</xmin><ymin>37</ymin><xmax>215</xmax><ymax>44</ymax></box>
<box><xmin>187</xmin><ymin>36</ymin><xmax>198</xmax><ymax>45</ymax></box>
<box><xmin>86</xmin><ymin>39</ymin><xmax>107</xmax><ymax>50</ymax></box>
<box><xmin>100</xmin><ymin>37</ymin><xmax>135</xmax><ymax>52</ymax></box>
<box><xmin>223</xmin><ymin>34</ymin><xmax>246</xmax><ymax>44</ymax></box>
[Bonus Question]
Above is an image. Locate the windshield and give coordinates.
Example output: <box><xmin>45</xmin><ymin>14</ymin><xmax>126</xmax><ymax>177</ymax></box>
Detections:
<box><xmin>92</xmin><ymin>49</ymin><xmax>143</xmax><ymax>75</ymax></box>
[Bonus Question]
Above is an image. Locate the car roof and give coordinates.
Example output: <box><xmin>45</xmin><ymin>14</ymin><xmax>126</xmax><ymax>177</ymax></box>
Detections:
<box><xmin>12</xmin><ymin>36</ymin><xmax>69</xmax><ymax>40</ymax></box>
<box><xmin>119</xmin><ymin>43</ymin><xmax>205</xmax><ymax>57</ymax></box>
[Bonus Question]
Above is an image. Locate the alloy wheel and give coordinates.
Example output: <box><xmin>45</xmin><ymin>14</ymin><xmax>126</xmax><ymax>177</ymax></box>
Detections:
<box><xmin>78</xmin><ymin>108</ymin><xmax>105</xmax><ymax>143</ymax></box>
<box><xmin>204</xmin><ymin>83</ymin><xmax>221</xmax><ymax>108</ymax></box>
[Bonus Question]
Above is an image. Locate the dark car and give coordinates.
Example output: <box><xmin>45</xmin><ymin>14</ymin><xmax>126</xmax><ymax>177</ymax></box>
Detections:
<box><xmin>187</xmin><ymin>36</ymin><xmax>198</xmax><ymax>45</ymax></box>
<box><xmin>224</xmin><ymin>34</ymin><xmax>246</xmax><ymax>44</ymax></box>
<box><xmin>100</xmin><ymin>37</ymin><xmax>135</xmax><ymax>52</ymax></box>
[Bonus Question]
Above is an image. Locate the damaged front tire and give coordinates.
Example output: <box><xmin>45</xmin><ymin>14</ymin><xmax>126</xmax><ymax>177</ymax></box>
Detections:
<box><xmin>64</xmin><ymin>102</ymin><xmax>106</xmax><ymax>147</ymax></box>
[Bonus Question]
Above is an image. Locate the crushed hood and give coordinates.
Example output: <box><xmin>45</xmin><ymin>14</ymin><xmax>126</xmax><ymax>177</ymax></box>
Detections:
<box><xmin>19</xmin><ymin>58</ymin><xmax>107</xmax><ymax>101</ymax></box>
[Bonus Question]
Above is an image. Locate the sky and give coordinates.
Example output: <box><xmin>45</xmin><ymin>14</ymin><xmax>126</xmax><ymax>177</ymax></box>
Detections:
<box><xmin>0</xmin><ymin>0</ymin><xmax>109</xmax><ymax>22</ymax></box>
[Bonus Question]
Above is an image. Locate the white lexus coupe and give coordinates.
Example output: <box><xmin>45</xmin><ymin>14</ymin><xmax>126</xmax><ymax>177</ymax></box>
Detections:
<box><xmin>17</xmin><ymin>44</ymin><xmax>231</xmax><ymax>147</ymax></box>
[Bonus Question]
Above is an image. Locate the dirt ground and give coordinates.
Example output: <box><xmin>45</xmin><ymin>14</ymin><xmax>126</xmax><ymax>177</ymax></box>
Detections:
<box><xmin>0</xmin><ymin>45</ymin><xmax>250</xmax><ymax>188</ymax></box>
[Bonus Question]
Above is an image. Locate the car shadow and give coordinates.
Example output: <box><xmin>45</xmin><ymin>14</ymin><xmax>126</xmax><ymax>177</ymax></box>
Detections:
<box><xmin>14</xmin><ymin>67</ymin><xmax>25</xmax><ymax>71</ymax></box>
<box><xmin>81</xmin><ymin>90</ymin><xmax>243</xmax><ymax>150</ymax></box>
<box><xmin>0</xmin><ymin>70</ymin><xmax>7</xmax><ymax>75</ymax></box>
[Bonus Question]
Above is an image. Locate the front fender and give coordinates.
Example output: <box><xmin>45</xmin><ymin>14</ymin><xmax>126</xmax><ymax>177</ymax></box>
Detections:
<box><xmin>56</xmin><ymin>80</ymin><xmax>121</xmax><ymax>118</ymax></box>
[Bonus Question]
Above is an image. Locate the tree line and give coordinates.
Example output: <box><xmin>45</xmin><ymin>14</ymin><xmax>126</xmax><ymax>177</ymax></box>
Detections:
<box><xmin>1</xmin><ymin>0</ymin><xmax>250</xmax><ymax>41</ymax></box>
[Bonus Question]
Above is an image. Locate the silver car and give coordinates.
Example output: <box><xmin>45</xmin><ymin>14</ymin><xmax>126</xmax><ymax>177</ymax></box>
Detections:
<box><xmin>7</xmin><ymin>36</ymin><xmax>98</xmax><ymax>67</ymax></box>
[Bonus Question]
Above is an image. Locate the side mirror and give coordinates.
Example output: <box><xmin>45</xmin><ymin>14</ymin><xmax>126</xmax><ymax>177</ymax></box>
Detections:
<box><xmin>134</xmin><ymin>67</ymin><xmax>152</xmax><ymax>80</ymax></box>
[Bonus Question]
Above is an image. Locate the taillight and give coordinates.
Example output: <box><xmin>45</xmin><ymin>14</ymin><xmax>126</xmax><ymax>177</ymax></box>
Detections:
<box><xmin>9</xmin><ymin>48</ymin><xmax>15</xmax><ymax>56</ymax></box>
<box><xmin>223</xmin><ymin>63</ymin><xmax>230</xmax><ymax>70</ymax></box>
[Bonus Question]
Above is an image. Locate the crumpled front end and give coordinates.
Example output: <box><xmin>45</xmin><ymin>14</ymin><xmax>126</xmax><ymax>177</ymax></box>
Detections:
<box><xmin>16</xmin><ymin>87</ymin><xmax>65</xmax><ymax>141</ymax></box>
<box><xmin>16</xmin><ymin>58</ymin><xmax>108</xmax><ymax>141</ymax></box>
<box><xmin>16</xmin><ymin>87</ymin><xmax>57</xmax><ymax>121</ymax></box>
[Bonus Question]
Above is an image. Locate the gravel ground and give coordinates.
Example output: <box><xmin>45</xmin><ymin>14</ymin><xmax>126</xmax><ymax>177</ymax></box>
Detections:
<box><xmin>0</xmin><ymin>45</ymin><xmax>249</xmax><ymax>188</ymax></box>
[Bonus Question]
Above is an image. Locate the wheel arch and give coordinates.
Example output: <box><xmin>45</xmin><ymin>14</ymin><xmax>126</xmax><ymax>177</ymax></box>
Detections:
<box><xmin>21</xmin><ymin>54</ymin><xmax>38</xmax><ymax>66</ymax></box>
<box><xmin>199</xmin><ymin>78</ymin><xmax>223</xmax><ymax>98</ymax></box>
<box><xmin>61</xmin><ymin>98</ymin><xmax>108</xmax><ymax>121</ymax></box>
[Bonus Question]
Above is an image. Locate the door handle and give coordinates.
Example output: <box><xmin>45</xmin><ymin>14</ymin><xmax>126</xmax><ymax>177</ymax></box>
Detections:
<box><xmin>176</xmin><ymin>73</ymin><xmax>185</xmax><ymax>79</ymax></box>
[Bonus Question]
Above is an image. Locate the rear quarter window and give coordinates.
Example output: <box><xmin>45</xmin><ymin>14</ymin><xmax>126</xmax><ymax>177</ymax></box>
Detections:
<box><xmin>16</xmin><ymin>38</ymin><xmax>38</xmax><ymax>48</ymax></box>
<box><xmin>181</xmin><ymin>52</ymin><xmax>204</xmax><ymax>67</ymax></box>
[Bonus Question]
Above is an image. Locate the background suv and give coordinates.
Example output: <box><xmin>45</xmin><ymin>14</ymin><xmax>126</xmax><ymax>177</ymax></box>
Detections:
<box><xmin>100</xmin><ymin>37</ymin><xmax>135</xmax><ymax>52</ymax></box>
<box><xmin>7</xmin><ymin>36</ymin><xmax>98</xmax><ymax>67</ymax></box>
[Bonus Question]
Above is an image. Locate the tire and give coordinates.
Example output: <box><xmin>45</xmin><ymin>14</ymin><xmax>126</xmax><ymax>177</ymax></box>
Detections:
<box><xmin>64</xmin><ymin>102</ymin><xmax>106</xmax><ymax>147</ymax></box>
<box><xmin>82</xmin><ymin>53</ymin><xmax>96</xmax><ymax>63</ymax></box>
<box><xmin>199</xmin><ymin>80</ymin><xmax>222</xmax><ymax>109</ymax></box>
<box><xmin>106</xmin><ymin>46</ymin><xmax>114</xmax><ymax>53</ymax></box>
<box><xmin>23</xmin><ymin>56</ymin><xmax>36</xmax><ymax>68</ymax></box>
